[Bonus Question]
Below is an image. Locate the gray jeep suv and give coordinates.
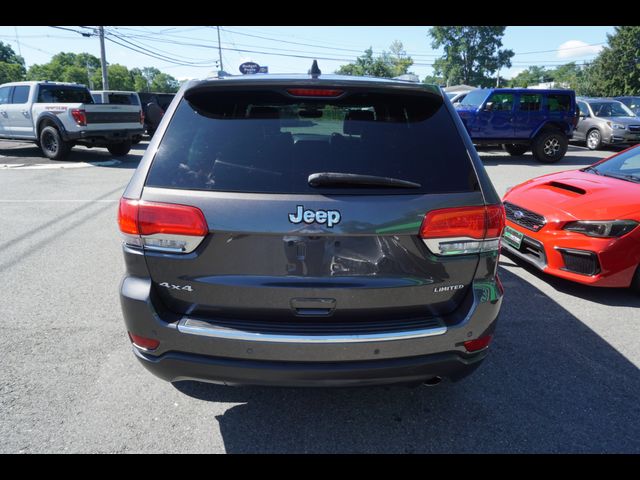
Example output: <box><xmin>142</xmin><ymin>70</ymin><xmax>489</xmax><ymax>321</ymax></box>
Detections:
<box><xmin>118</xmin><ymin>67</ymin><xmax>505</xmax><ymax>387</ymax></box>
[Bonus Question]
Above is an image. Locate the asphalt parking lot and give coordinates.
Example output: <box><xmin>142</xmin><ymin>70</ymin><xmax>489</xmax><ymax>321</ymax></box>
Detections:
<box><xmin>1</xmin><ymin>140</ymin><xmax>638</xmax><ymax>453</ymax></box>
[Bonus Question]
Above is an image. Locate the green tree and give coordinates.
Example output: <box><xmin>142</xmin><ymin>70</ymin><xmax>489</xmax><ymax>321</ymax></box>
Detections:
<box><xmin>24</xmin><ymin>50</ymin><xmax>180</xmax><ymax>92</ymax></box>
<box><xmin>0</xmin><ymin>63</ymin><xmax>26</xmax><ymax>84</ymax></box>
<box><xmin>27</xmin><ymin>52</ymin><xmax>100</xmax><ymax>87</ymax></box>
<box><xmin>150</xmin><ymin>72</ymin><xmax>180</xmax><ymax>93</ymax></box>
<box><xmin>0</xmin><ymin>41</ymin><xmax>25</xmax><ymax>65</ymax></box>
<box><xmin>429</xmin><ymin>26</ymin><xmax>514</xmax><ymax>87</ymax></box>
<box><xmin>0</xmin><ymin>41</ymin><xmax>26</xmax><ymax>83</ymax></box>
<box><xmin>508</xmin><ymin>66</ymin><xmax>551</xmax><ymax>87</ymax></box>
<box><xmin>422</xmin><ymin>74</ymin><xmax>445</xmax><ymax>86</ymax></box>
<box><xmin>108</xmin><ymin>64</ymin><xmax>134</xmax><ymax>90</ymax></box>
<box><xmin>336</xmin><ymin>41</ymin><xmax>414</xmax><ymax>78</ymax></box>
<box><xmin>581</xmin><ymin>26</ymin><xmax>640</xmax><ymax>96</ymax></box>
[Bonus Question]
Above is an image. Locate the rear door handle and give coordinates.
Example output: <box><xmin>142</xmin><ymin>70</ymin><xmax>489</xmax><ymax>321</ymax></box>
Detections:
<box><xmin>22</xmin><ymin>110</ymin><xmax>30</xmax><ymax>117</ymax></box>
<box><xmin>0</xmin><ymin>111</ymin><xmax>7</xmax><ymax>117</ymax></box>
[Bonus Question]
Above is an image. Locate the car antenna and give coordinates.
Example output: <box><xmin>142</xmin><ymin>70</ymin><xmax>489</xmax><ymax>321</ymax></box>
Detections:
<box><xmin>309</xmin><ymin>60</ymin><xmax>321</xmax><ymax>78</ymax></box>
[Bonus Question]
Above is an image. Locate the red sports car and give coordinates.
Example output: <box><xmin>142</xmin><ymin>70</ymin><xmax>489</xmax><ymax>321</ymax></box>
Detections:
<box><xmin>501</xmin><ymin>145</ymin><xmax>640</xmax><ymax>290</ymax></box>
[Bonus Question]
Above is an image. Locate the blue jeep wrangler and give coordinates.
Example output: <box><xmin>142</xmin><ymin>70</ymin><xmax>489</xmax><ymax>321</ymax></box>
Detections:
<box><xmin>454</xmin><ymin>88</ymin><xmax>577</xmax><ymax>163</ymax></box>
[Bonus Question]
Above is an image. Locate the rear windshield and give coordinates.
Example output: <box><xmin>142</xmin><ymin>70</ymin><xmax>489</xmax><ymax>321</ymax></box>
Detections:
<box><xmin>145</xmin><ymin>89</ymin><xmax>477</xmax><ymax>195</ymax></box>
<box><xmin>37</xmin><ymin>85</ymin><xmax>93</xmax><ymax>104</ymax></box>
<box><xmin>107</xmin><ymin>93</ymin><xmax>140</xmax><ymax>105</ymax></box>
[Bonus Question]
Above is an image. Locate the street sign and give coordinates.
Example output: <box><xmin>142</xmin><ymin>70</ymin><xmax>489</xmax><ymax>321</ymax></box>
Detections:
<box><xmin>239</xmin><ymin>62</ymin><xmax>261</xmax><ymax>74</ymax></box>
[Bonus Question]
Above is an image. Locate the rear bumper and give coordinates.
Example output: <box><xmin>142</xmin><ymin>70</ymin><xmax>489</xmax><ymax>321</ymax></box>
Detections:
<box><xmin>63</xmin><ymin>128</ymin><xmax>144</xmax><ymax>143</ymax></box>
<box><xmin>120</xmin><ymin>269</ymin><xmax>502</xmax><ymax>387</ymax></box>
<box><xmin>133</xmin><ymin>347</ymin><xmax>487</xmax><ymax>387</ymax></box>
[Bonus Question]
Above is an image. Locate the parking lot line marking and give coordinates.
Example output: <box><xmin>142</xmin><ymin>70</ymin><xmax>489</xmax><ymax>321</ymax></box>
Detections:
<box><xmin>0</xmin><ymin>160</ymin><xmax>121</xmax><ymax>169</ymax></box>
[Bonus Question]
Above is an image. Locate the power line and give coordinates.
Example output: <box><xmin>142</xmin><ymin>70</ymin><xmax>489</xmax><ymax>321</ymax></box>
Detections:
<box><xmin>106</xmin><ymin>26</ymin><xmax>607</xmax><ymax>67</ymax></box>
<box><xmin>49</xmin><ymin>26</ymin><xmax>93</xmax><ymax>37</ymax></box>
<box><xmin>104</xmin><ymin>35</ymin><xmax>218</xmax><ymax>68</ymax></box>
<box><xmin>105</xmin><ymin>28</ymin><xmax>218</xmax><ymax>64</ymax></box>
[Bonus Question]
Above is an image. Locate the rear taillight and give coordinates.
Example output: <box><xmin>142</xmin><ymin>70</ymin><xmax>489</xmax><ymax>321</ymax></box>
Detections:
<box><xmin>118</xmin><ymin>198</ymin><xmax>208</xmax><ymax>253</ymax></box>
<box><xmin>420</xmin><ymin>204</ymin><xmax>505</xmax><ymax>256</ymax></box>
<box><xmin>139</xmin><ymin>109</ymin><xmax>145</xmax><ymax>125</ymax></box>
<box><xmin>71</xmin><ymin>108</ymin><xmax>87</xmax><ymax>126</ymax></box>
<box><xmin>128</xmin><ymin>332</ymin><xmax>160</xmax><ymax>351</ymax></box>
<box><xmin>464</xmin><ymin>334</ymin><xmax>493</xmax><ymax>352</ymax></box>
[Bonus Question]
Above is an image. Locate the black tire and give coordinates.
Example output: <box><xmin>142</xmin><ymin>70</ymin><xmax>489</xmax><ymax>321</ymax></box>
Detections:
<box><xmin>39</xmin><ymin>126</ymin><xmax>71</xmax><ymax>160</ymax></box>
<box><xmin>532</xmin><ymin>130</ymin><xmax>568</xmax><ymax>163</ymax></box>
<box><xmin>631</xmin><ymin>265</ymin><xmax>640</xmax><ymax>293</ymax></box>
<box><xmin>586</xmin><ymin>128</ymin><xmax>602</xmax><ymax>150</ymax></box>
<box><xmin>132</xmin><ymin>135</ymin><xmax>142</xmax><ymax>145</ymax></box>
<box><xmin>107</xmin><ymin>141</ymin><xmax>132</xmax><ymax>156</ymax></box>
<box><xmin>503</xmin><ymin>144</ymin><xmax>529</xmax><ymax>156</ymax></box>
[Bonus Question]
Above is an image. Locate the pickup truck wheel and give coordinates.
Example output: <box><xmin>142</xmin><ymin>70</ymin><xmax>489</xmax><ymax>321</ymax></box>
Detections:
<box><xmin>107</xmin><ymin>141</ymin><xmax>132</xmax><ymax>156</ymax></box>
<box><xmin>39</xmin><ymin>126</ymin><xmax>71</xmax><ymax>160</ymax></box>
<box><xmin>532</xmin><ymin>131</ymin><xmax>568</xmax><ymax>163</ymax></box>
<box><xmin>503</xmin><ymin>144</ymin><xmax>528</xmax><ymax>156</ymax></box>
<box><xmin>586</xmin><ymin>129</ymin><xmax>602</xmax><ymax>150</ymax></box>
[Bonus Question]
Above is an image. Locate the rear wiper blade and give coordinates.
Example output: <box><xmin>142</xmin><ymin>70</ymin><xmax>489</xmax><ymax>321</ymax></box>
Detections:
<box><xmin>308</xmin><ymin>172</ymin><xmax>421</xmax><ymax>189</ymax></box>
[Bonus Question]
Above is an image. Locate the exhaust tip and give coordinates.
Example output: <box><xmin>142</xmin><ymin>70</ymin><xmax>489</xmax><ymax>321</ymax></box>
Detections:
<box><xmin>423</xmin><ymin>376</ymin><xmax>442</xmax><ymax>387</ymax></box>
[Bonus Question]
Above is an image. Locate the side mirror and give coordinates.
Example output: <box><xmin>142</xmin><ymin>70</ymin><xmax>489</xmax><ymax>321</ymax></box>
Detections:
<box><xmin>483</xmin><ymin>101</ymin><xmax>494</xmax><ymax>112</ymax></box>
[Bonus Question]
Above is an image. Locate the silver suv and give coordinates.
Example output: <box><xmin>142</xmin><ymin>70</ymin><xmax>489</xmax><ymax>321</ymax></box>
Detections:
<box><xmin>574</xmin><ymin>98</ymin><xmax>640</xmax><ymax>150</ymax></box>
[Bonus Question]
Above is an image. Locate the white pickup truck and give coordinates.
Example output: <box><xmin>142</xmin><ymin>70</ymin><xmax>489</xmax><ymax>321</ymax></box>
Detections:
<box><xmin>0</xmin><ymin>81</ymin><xmax>144</xmax><ymax>160</ymax></box>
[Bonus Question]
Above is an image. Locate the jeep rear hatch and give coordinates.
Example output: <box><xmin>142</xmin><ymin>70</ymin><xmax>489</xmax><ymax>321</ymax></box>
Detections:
<box><xmin>130</xmin><ymin>84</ymin><xmax>495</xmax><ymax>322</ymax></box>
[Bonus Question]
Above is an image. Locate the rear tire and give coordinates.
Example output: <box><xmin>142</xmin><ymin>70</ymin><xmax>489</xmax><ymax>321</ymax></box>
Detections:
<box><xmin>503</xmin><ymin>144</ymin><xmax>529</xmax><ymax>156</ymax></box>
<box><xmin>532</xmin><ymin>130</ymin><xmax>568</xmax><ymax>163</ymax></box>
<box><xmin>107</xmin><ymin>141</ymin><xmax>132</xmax><ymax>156</ymax></box>
<box><xmin>39</xmin><ymin>126</ymin><xmax>71</xmax><ymax>160</ymax></box>
<box><xmin>586</xmin><ymin>129</ymin><xmax>602</xmax><ymax>150</ymax></box>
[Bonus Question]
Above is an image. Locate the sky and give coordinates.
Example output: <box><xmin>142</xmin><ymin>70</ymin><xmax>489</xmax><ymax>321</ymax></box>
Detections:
<box><xmin>0</xmin><ymin>26</ymin><xmax>615</xmax><ymax>83</ymax></box>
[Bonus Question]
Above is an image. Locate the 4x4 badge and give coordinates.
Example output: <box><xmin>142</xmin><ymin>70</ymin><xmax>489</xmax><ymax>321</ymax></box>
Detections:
<box><xmin>288</xmin><ymin>205</ymin><xmax>341</xmax><ymax>228</ymax></box>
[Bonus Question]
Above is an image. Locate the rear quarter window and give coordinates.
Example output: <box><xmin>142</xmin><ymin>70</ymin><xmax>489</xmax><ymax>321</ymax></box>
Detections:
<box><xmin>546</xmin><ymin>94</ymin><xmax>571</xmax><ymax>112</ymax></box>
<box><xmin>145</xmin><ymin>88</ymin><xmax>478</xmax><ymax>195</ymax></box>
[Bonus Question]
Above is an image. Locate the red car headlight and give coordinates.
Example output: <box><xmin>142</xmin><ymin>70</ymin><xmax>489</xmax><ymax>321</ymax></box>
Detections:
<box><xmin>563</xmin><ymin>220</ymin><xmax>639</xmax><ymax>238</ymax></box>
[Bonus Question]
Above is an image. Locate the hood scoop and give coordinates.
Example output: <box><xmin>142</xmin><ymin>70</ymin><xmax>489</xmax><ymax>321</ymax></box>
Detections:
<box><xmin>546</xmin><ymin>181</ymin><xmax>586</xmax><ymax>195</ymax></box>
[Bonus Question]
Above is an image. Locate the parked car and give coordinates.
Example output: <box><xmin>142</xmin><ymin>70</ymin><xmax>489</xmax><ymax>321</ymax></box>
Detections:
<box><xmin>118</xmin><ymin>69</ymin><xmax>505</xmax><ymax>387</ymax></box>
<box><xmin>0</xmin><ymin>81</ymin><xmax>144</xmax><ymax>159</ymax></box>
<box><xmin>455</xmin><ymin>88</ymin><xmax>577</xmax><ymax>163</ymax></box>
<box><xmin>573</xmin><ymin>98</ymin><xmax>640</xmax><ymax>150</ymax></box>
<box><xmin>501</xmin><ymin>145</ymin><xmax>640</xmax><ymax>290</ymax></box>
<box><xmin>91</xmin><ymin>90</ymin><xmax>144</xmax><ymax>143</ymax></box>
<box><xmin>137</xmin><ymin>92</ymin><xmax>175</xmax><ymax>136</ymax></box>
<box><xmin>614</xmin><ymin>96</ymin><xmax>640</xmax><ymax>116</ymax></box>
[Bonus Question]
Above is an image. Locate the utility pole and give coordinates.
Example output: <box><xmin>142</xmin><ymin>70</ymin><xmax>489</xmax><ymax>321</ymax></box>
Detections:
<box><xmin>14</xmin><ymin>27</ymin><xmax>22</xmax><ymax>57</ymax></box>
<box><xmin>496</xmin><ymin>67</ymin><xmax>500</xmax><ymax>87</ymax></box>
<box><xmin>216</xmin><ymin>26</ymin><xmax>224</xmax><ymax>73</ymax></box>
<box><xmin>86</xmin><ymin>60</ymin><xmax>94</xmax><ymax>90</ymax></box>
<box><xmin>98</xmin><ymin>26</ymin><xmax>109</xmax><ymax>90</ymax></box>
